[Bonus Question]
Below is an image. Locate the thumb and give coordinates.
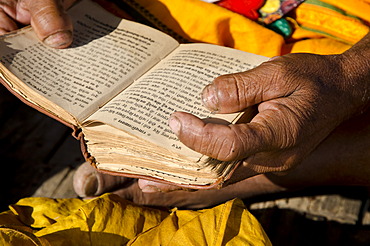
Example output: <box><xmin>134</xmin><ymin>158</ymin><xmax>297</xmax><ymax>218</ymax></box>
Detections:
<box><xmin>169</xmin><ymin>111</ymin><xmax>271</xmax><ymax>161</ymax></box>
<box><xmin>26</xmin><ymin>0</ymin><xmax>73</xmax><ymax>48</ymax></box>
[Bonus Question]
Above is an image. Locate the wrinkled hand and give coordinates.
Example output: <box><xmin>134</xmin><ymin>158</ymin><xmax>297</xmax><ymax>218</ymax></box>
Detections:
<box><xmin>0</xmin><ymin>0</ymin><xmax>75</xmax><ymax>48</ymax></box>
<box><xmin>167</xmin><ymin>34</ymin><xmax>370</xmax><ymax>184</ymax></box>
<box><xmin>78</xmin><ymin>106</ymin><xmax>370</xmax><ymax>209</ymax></box>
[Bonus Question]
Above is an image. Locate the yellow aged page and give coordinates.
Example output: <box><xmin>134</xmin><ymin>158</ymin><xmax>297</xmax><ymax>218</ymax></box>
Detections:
<box><xmin>86</xmin><ymin>43</ymin><xmax>268</xmax><ymax>159</ymax></box>
<box><xmin>0</xmin><ymin>0</ymin><xmax>178</xmax><ymax>123</ymax></box>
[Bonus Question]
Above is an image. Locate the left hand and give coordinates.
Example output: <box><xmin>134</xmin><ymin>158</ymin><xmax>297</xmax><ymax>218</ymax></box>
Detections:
<box><xmin>111</xmin><ymin>175</ymin><xmax>284</xmax><ymax>209</ymax></box>
<box><xmin>0</xmin><ymin>0</ymin><xmax>76</xmax><ymax>48</ymax></box>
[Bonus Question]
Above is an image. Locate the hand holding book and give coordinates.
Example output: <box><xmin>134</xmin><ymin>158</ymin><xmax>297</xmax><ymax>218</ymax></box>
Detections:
<box><xmin>2</xmin><ymin>0</ymin><xmax>370</xmax><ymax>205</ymax></box>
<box><xmin>0</xmin><ymin>0</ymin><xmax>76</xmax><ymax>48</ymax></box>
<box><xmin>0</xmin><ymin>0</ymin><xmax>268</xmax><ymax>188</ymax></box>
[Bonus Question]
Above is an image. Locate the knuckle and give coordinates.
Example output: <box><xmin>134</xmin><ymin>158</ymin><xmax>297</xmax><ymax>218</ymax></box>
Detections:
<box><xmin>29</xmin><ymin>1</ymin><xmax>66</xmax><ymax>24</ymax></box>
<box><xmin>214</xmin><ymin>73</ymin><xmax>251</xmax><ymax>111</ymax></box>
<box><xmin>0</xmin><ymin>0</ymin><xmax>14</xmax><ymax>9</ymax></box>
<box><xmin>33</xmin><ymin>5</ymin><xmax>58</xmax><ymax>23</ymax></box>
<box><xmin>257</xmin><ymin>101</ymin><xmax>307</xmax><ymax>149</ymax></box>
<box><xmin>204</xmin><ymin>126</ymin><xmax>243</xmax><ymax>161</ymax></box>
<box><xmin>276</xmin><ymin>103</ymin><xmax>309</xmax><ymax>148</ymax></box>
<box><xmin>0</xmin><ymin>1</ymin><xmax>15</xmax><ymax>18</ymax></box>
<box><xmin>215</xmin><ymin>137</ymin><xmax>238</xmax><ymax>161</ymax></box>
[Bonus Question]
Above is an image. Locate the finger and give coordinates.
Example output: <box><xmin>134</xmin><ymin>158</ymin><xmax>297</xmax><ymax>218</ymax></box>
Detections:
<box><xmin>73</xmin><ymin>162</ymin><xmax>132</xmax><ymax>197</ymax></box>
<box><xmin>138</xmin><ymin>179</ymin><xmax>183</xmax><ymax>193</ymax></box>
<box><xmin>0</xmin><ymin>9</ymin><xmax>18</xmax><ymax>34</ymax></box>
<box><xmin>25</xmin><ymin>0</ymin><xmax>73</xmax><ymax>48</ymax></box>
<box><xmin>171</xmin><ymin>91</ymin><xmax>314</xmax><ymax>162</ymax></box>
<box><xmin>113</xmin><ymin>181</ymin><xmax>232</xmax><ymax>209</ymax></box>
<box><xmin>201</xmin><ymin>58</ymin><xmax>298</xmax><ymax>113</ymax></box>
<box><xmin>115</xmin><ymin>175</ymin><xmax>287</xmax><ymax>209</ymax></box>
<box><xmin>114</xmin><ymin>181</ymin><xmax>194</xmax><ymax>208</ymax></box>
<box><xmin>169</xmin><ymin>111</ymin><xmax>275</xmax><ymax>161</ymax></box>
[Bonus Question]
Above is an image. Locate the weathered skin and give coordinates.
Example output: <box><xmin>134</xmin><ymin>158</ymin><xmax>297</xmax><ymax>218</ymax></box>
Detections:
<box><xmin>0</xmin><ymin>0</ymin><xmax>75</xmax><ymax>48</ymax></box>
<box><xmin>2</xmin><ymin>0</ymin><xmax>369</xmax><ymax>209</ymax></box>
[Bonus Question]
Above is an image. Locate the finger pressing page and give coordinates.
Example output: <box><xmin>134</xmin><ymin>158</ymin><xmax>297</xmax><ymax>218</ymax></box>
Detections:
<box><xmin>26</xmin><ymin>0</ymin><xmax>73</xmax><ymax>48</ymax></box>
<box><xmin>205</xmin><ymin>59</ymin><xmax>299</xmax><ymax>114</ymax></box>
<box><xmin>169</xmin><ymin>111</ymin><xmax>273</xmax><ymax>161</ymax></box>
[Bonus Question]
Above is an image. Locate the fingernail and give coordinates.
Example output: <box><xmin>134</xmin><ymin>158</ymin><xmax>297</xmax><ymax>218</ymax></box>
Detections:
<box><xmin>43</xmin><ymin>31</ymin><xmax>73</xmax><ymax>48</ymax></box>
<box><xmin>202</xmin><ymin>84</ymin><xmax>219</xmax><ymax>112</ymax></box>
<box><xmin>169</xmin><ymin>115</ymin><xmax>181</xmax><ymax>135</ymax></box>
<box><xmin>141</xmin><ymin>185</ymin><xmax>162</xmax><ymax>193</ymax></box>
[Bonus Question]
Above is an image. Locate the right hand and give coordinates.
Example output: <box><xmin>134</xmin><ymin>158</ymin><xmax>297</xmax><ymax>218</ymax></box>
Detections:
<box><xmin>0</xmin><ymin>0</ymin><xmax>76</xmax><ymax>48</ymax></box>
<box><xmin>168</xmin><ymin>33</ymin><xmax>370</xmax><ymax>184</ymax></box>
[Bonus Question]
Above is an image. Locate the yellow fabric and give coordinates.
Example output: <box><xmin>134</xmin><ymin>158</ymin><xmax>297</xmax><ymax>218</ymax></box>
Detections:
<box><xmin>321</xmin><ymin>0</ymin><xmax>370</xmax><ymax>24</ymax></box>
<box><xmin>295</xmin><ymin>1</ymin><xmax>369</xmax><ymax>45</ymax></box>
<box><xmin>1</xmin><ymin>0</ymin><xmax>369</xmax><ymax>244</ymax></box>
<box><xmin>280</xmin><ymin>18</ymin><xmax>352</xmax><ymax>54</ymax></box>
<box><xmin>132</xmin><ymin>0</ymin><xmax>285</xmax><ymax>57</ymax></box>
<box><xmin>129</xmin><ymin>198</ymin><xmax>269</xmax><ymax>246</ymax></box>
<box><xmin>130</xmin><ymin>0</ymin><xmax>368</xmax><ymax>56</ymax></box>
<box><xmin>0</xmin><ymin>194</ymin><xmax>271</xmax><ymax>246</ymax></box>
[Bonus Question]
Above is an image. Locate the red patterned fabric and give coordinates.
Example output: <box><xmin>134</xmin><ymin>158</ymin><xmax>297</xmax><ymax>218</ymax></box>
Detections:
<box><xmin>216</xmin><ymin>0</ymin><xmax>264</xmax><ymax>20</ymax></box>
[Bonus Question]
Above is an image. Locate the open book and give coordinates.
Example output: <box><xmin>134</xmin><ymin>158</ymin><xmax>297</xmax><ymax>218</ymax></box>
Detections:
<box><xmin>0</xmin><ymin>0</ymin><xmax>267</xmax><ymax>189</ymax></box>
